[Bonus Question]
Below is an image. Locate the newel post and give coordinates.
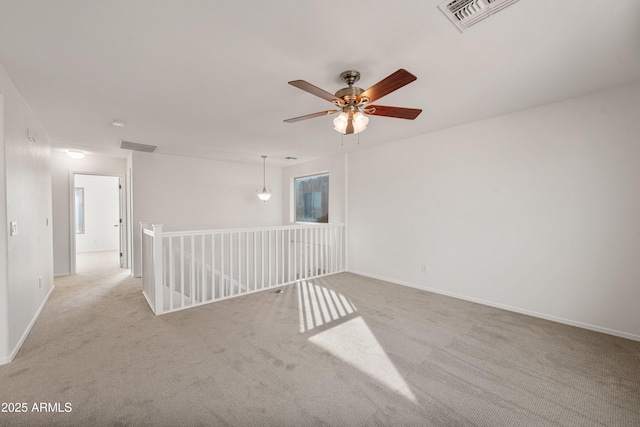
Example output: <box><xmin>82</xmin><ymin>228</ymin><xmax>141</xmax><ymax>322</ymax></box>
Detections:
<box><xmin>152</xmin><ymin>224</ymin><xmax>164</xmax><ymax>315</ymax></box>
<box><xmin>139</xmin><ymin>222</ymin><xmax>149</xmax><ymax>280</ymax></box>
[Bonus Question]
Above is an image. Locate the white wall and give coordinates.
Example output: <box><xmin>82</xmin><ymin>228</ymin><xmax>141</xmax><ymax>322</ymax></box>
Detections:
<box><xmin>0</xmin><ymin>94</ymin><xmax>8</xmax><ymax>362</ymax></box>
<box><xmin>281</xmin><ymin>153</ymin><xmax>347</xmax><ymax>225</ymax></box>
<box><xmin>131</xmin><ymin>151</ymin><xmax>282</xmax><ymax>276</ymax></box>
<box><xmin>75</xmin><ymin>174</ymin><xmax>120</xmax><ymax>253</ymax></box>
<box><xmin>0</xmin><ymin>64</ymin><xmax>54</xmax><ymax>364</ymax></box>
<box><xmin>51</xmin><ymin>151</ymin><xmax>126</xmax><ymax>275</ymax></box>
<box><xmin>348</xmin><ymin>81</ymin><xmax>640</xmax><ymax>340</ymax></box>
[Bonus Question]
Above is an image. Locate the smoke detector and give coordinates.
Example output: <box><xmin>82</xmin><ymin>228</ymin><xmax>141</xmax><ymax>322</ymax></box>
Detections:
<box><xmin>438</xmin><ymin>0</ymin><xmax>520</xmax><ymax>32</ymax></box>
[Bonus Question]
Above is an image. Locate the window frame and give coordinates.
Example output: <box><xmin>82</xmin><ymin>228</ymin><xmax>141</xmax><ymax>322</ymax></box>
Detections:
<box><xmin>293</xmin><ymin>172</ymin><xmax>329</xmax><ymax>224</ymax></box>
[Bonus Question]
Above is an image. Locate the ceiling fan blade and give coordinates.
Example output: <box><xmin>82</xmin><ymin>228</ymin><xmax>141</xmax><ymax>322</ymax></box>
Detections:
<box><xmin>364</xmin><ymin>105</ymin><xmax>422</xmax><ymax>120</ymax></box>
<box><xmin>359</xmin><ymin>69</ymin><xmax>417</xmax><ymax>104</ymax></box>
<box><xmin>288</xmin><ymin>80</ymin><xmax>345</xmax><ymax>106</ymax></box>
<box><xmin>345</xmin><ymin>110</ymin><xmax>354</xmax><ymax>134</ymax></box>
<box><xmin>283</xmin><ymin>110</ymin><xmax>339</xmax><ymax>123</ymax></box>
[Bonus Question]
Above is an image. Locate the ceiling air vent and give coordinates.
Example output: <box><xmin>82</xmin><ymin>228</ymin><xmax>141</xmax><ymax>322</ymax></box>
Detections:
<box><xmin>438</xmin><ymin>0</ymin><xmax>520</xmax><ymax>32</ymax></box>
<box><xmin>119</xmin><ymin>140</ymin><xmax>157</xmax><ymax>153</ymax></box>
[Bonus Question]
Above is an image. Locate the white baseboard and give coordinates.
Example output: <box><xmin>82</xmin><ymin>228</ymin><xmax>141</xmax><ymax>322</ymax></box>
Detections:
<box><xmin>54</xmin><ymin>272</ymin><xmax>70</xmax><ymax>277</ymax></box>
<box><xmin>0</xmin><ymin>284</ymin><xmax>56</xmax><ymax>365</ymax></box>
<box><xmin>347</xmin><ymin>270</ymin><xmax>640</xmax><ymax>342</ymax></box>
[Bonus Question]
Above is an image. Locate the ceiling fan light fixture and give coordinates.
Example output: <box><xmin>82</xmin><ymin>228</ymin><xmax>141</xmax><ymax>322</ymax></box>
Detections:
<box><xmin>333</xmin><ymin>111</ymin><xmax>368</xmax><ymax>134</ymax></box>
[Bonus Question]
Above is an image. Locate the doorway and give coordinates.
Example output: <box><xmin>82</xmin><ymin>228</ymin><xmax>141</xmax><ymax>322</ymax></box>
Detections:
<box><xmin>70</xmin><ymin>173</ymin><xmax>128</xmax><ymax>274</ymax></box>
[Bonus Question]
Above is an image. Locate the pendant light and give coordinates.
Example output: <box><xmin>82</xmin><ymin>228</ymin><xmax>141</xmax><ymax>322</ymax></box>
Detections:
<box><xmin>256</xmin><ymin>155</ymin><xmax>272</xmax><ymax>202</ymax></box>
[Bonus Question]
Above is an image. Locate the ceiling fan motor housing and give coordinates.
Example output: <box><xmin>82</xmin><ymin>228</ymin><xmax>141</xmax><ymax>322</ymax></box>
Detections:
<box><xmin>335</xmin><ymin>86</ymin><xmax>365</xmax><ymax>106</ymax></box>
<box><xmin>336</xmin><ymin>70</ymin><xmax>369</xmax><ymax>106</ymax></box>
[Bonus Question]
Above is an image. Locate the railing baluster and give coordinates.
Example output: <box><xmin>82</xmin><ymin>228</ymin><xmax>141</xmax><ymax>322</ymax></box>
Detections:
<box><xmin>220</xmin><ymin>233</ymin><xmax>225</xmax><ymax>298</ymax></box>
<box><xmin>287</xmin><ymin>228</ymin><xmax>291</xmax><ymax>283</ymax></box>
<box><xmin>261</xmin><ymin>230</ymin><xmax>265</xmax><ymax>290</ymax></box>
<box><xmin>253</xmin><ymin>231</ymin><xmax>257</xmax><ymax>292</ymax></box>
<box><xmin>304</xmin><ymin>228</ymin><xmax>311</xmax><ymax>279</ymax></box>
<box><xmin>309</xmin><ymin>227</ymin><xmax>313</xmax><ymax>278</ymax></box>
<box><xmin>275</xmin><ymin>230</ymin><xmax>279</xmax><ymax>286</ymax></box>
<box><xmin>237</xmin><ymin>232</ymin><xmax>242</xmax><ymax>294</ymax></box>
<box><xmin>268</xmin><ymin>230</ymin><xmax>272</xmax><ymax>288</ymax></box>
<box><xmin>169</xmin><ymin>236</ymin><xmax>174</xmax><ymax>310</ymax></box>
<box><xmin>180</xmin><ymin>236</ymin><xmax>185</xmax><ymax>308</ymax></box>
<box><xmin>329</xmin><ymin>228</ymin><xmax>335</xmax><ymax>273</ymax></box>
<box><xmin>229</xmin><ymin>233</ymin><xmax>234</xmax><ymax>297</ymax></box>
<box><xmin>201</xmin><ymin>235</ymin><xmax>205</xmax><ymax>303</ymax></box>
<box><xmin>309</xmin><ymin>227</ymin><xmax>313</xmax><ymax>279</ymax></box>
<box><xmin>322</xmin><ymin>226</ymin><xmax>327</xmax><ymax>275</ymax></box>
<box><xmin>293</xmin><ymin>228</ymin><xmax>297</xmax><ymax>281</ymax></box>
<box><xmin>245</xmin><ymin>232</ymin><xmax>249</xmax><ymax>292</ymax></box>
<box><xmin>211</xmin><ymin>233</ymin><xmax>216</xmax><ymax>301</ymax></box>
<box><xmin>317</xmin><ymin>227</ymin><xmax>322</xmax><ymax>276</ymax></box>
<box><xmin>191</xmin><ymin>236</ymin><xmax>195</xmax><ymax>306</ymax></box>
<box><xmin>314</xmin><ymin>227</ymin><xmax>319</xmax><ymax>277</ymax></box>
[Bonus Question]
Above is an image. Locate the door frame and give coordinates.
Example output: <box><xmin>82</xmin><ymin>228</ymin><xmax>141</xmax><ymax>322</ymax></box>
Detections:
<box><xmin>68</xmin><ymin>171</ymin><xmax>130</xmax><ymax>274</ymax></box>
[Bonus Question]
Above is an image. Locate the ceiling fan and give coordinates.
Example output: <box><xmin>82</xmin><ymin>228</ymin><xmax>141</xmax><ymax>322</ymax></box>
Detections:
<box><xmin>284</xmin><ymin>69</ymin><xmax>422</xmax><ymax>135</ymax></box>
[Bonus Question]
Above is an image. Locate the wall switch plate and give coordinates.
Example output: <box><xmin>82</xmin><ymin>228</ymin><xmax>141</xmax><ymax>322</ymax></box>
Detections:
<box><xmin>9</xmin><ymin>222</ymin><xmax>17</xmax><ymax>236</ymax></box>
<box><xmin>421</xmin><ymin>264</ymin><xmax>428</xmax><ymax>273</ymax></box>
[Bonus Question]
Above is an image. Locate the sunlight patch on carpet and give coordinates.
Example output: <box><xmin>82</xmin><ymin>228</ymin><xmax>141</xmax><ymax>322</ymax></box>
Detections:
<box><xmin>297</xmin><ymin>281</ymin><xmax>356</xmax><ymax>333</ymax></box>
<box><xmin>309</xmin><ymin>316</ymin><xmax>417</xmax><ymax>403</ymax></box>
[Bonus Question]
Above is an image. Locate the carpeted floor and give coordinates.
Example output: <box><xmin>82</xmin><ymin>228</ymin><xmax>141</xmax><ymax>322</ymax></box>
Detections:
<box><xmin>1</xmin><ymin>251</ymin><xmax>639</xmax><ymax>426</ymax></box>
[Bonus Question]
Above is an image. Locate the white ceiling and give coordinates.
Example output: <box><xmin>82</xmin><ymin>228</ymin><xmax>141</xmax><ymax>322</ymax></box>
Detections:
<box><xmin>1</xmin><ymin>0</ymin><xmax>639</xmax><ymax>167</ymax></box>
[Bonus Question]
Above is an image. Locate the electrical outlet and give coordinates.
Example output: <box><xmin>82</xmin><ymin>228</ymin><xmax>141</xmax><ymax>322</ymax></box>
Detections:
<box><xmin>421</xmin><ymin>264</ymin><xmax>428</xmax><ymax>273</ymax></box>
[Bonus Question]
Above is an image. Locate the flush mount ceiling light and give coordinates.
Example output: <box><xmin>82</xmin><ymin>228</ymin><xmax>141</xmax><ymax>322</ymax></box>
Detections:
<box><xmin>67</xmin><ymin>150</ymin><xmax>85</xmax><ymax>159</ymax></box>
<box><xmin>284</xmin><ymin>69</ymin><xmax>421</xmax><ymax>135</ymax></box>
<box><xmin>111</xmin><ymin>119</ymin><xmax>126</xmax><ymax>127</ymax></box>
<box><xmin>256</xmin><ymin>155</ymin><xmax>272</xmax><ymax>202</ymax></box>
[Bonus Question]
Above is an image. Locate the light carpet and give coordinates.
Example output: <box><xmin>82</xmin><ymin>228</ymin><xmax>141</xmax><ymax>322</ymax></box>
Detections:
<box><xmin>1</xmin><ymin>251</ymin><xmax>639</xmax><ymax>426</ymax></box>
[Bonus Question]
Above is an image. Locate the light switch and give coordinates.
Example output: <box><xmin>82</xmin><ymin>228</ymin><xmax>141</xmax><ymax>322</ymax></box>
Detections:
<box><xmin>10</xmin><ymin>222</ymin><xmax>17</xmax><ymax>236</ymax></box>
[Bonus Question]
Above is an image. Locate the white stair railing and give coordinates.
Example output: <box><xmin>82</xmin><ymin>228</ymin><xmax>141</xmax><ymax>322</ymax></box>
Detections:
<box><xmin>141</xmin><ymin>223</ymin><xmax>346</xmax><ymax>315</ymax></box>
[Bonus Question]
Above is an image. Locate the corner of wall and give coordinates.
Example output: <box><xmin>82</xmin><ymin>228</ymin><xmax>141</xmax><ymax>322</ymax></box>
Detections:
<box><xmin>0</xmin><ymin>93</ymin><xmax>10</xmax><ymax>364</ymax></box>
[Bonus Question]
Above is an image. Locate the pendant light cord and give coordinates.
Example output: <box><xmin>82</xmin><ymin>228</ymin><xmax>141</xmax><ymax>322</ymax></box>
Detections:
<box><xmin>262</xmin><ymin>155</ymin><xmax>267</xmax><ymax>190</ymax></box>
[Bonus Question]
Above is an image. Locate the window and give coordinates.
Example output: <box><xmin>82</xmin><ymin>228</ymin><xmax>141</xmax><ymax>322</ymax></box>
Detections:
<box><xmin>295</xmin><ymin>173</ymin><xmax>329</xmax><ymax>223</ymax></box>
<box><xmin>75</xmin><ymin>187</ymin><xmax>85</xmax><ymax>234</ymax></box>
